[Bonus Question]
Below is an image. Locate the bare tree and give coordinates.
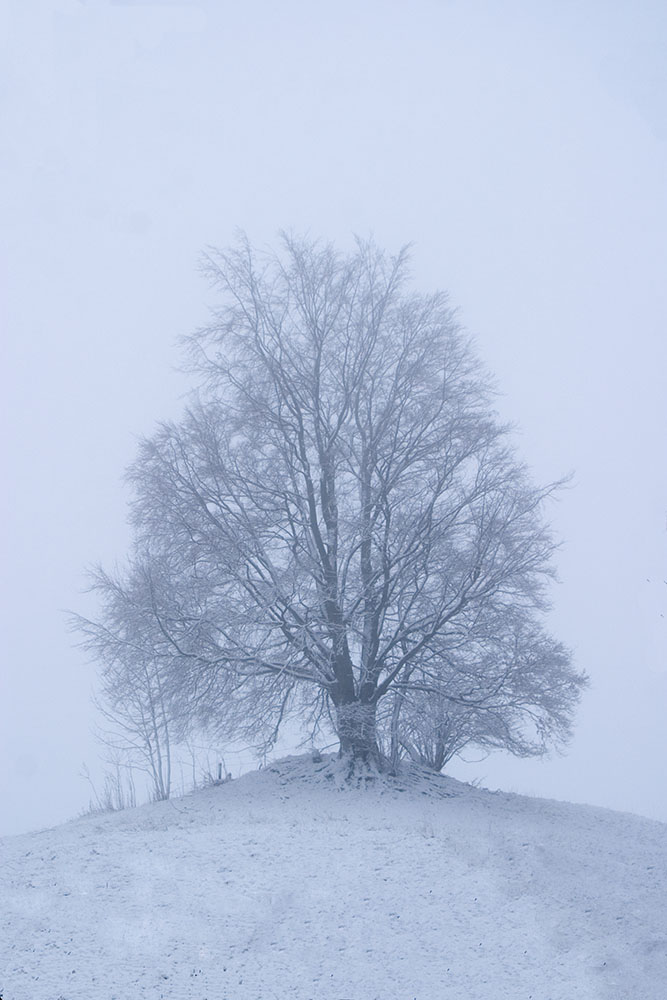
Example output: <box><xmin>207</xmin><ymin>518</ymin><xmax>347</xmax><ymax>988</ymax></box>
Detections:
<box><xmin>75</xmin><ymin>562</ymin><xmax>176</xmax><ymax>801</ymax></box>
<box><xmin>83</xmin><ymin>235</ymin><xmax>586</xmax><ymax>772</ymax></box>
<box><xmin>382</xmin><ymin>613</ymin><xmax>581</xmax><ymax>771</ymax></box>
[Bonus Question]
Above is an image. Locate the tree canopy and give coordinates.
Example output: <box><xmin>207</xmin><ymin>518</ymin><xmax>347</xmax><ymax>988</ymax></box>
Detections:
<box><xmin>79</xmin><ymin>235</ymin><xmax>586</xmax><ymax>775</ymax></box>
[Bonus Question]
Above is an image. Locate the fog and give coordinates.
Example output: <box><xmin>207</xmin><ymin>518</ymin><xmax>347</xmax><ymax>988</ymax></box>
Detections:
<box><xmin>2</xmin><ymin>0</ymin><xmax>665</xmax><ymax>836</ymax></box>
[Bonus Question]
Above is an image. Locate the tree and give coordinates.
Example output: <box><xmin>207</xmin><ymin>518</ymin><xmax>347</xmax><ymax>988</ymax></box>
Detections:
<box><xmin>380</xmin><ymin>616</ymin><xmax>580</xmax><ymax>771</ymax></box>
<box><xmin>83</xmin><ymin>235</ymin><xmax>586</xmax><ymax>772</ymax></box>
<box><xmin>76</xmin><ymin>561</ymin><xmax>176</xmax><ymax>801</ymax></box>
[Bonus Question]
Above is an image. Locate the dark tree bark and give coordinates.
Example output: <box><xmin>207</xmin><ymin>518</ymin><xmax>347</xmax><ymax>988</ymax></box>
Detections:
<box><xmin>334</xmin><ymin>701</ymin><xmax>381</xmax><ymax>765</ymax></box>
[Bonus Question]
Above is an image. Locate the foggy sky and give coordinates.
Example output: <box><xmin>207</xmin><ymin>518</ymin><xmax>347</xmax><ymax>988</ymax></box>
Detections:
<box><xmin>2</xmin><ymin>0</ymin><xmax>666</xmax><ymax>836</ymax></box>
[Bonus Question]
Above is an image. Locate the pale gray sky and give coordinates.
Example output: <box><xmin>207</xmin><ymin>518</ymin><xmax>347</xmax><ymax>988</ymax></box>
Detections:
<box><xmin>2</xmin><ymin>0</ymin><xmax>666</xmax><ymax>835</ymax></box>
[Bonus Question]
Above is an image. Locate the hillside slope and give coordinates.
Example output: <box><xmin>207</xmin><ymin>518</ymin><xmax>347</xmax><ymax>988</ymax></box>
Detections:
<box><xmin>2</xmin><ymin>756</ymin><xmax>666</xmax><ymax>1000</ymax></box>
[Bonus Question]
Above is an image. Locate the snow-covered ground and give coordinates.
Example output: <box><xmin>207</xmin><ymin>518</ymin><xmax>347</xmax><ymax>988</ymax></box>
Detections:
<box><xmin>2</xmin><ymin>755</ymin><xmax>666</xmax><ymax>1000</ymax></box>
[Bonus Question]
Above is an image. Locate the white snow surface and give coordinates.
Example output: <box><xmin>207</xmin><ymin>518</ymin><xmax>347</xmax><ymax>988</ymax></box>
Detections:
<box><xmin>2</xmin><ymin>755</ymin><xmax>666</xmax><ymax>1000</ymax></box>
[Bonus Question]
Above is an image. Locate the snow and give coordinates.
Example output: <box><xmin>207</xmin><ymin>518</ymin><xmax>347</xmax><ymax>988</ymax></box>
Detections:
<box><xmin>2</xmin><ymin>755</ymin><xmax>666</xmax><ymax>999</ymax></box>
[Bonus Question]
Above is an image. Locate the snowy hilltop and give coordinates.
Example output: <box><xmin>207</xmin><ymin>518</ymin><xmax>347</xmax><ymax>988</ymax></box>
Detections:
<box><xmin>2</xmin><ymin>756</ymin><xmax>666</xmax><ymax>1000</ymax></box>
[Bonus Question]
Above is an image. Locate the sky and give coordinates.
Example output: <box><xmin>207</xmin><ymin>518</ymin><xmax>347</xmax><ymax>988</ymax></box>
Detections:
<box><xmin>1</xmin><ymin>0</ymin><xmax>666</xmax><ymax>836</ymax></box>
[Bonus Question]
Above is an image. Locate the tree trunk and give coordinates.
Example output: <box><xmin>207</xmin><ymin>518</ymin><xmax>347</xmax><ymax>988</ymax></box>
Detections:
<box><xmin>335</xmin><ymin>701</ymin><xmax>381</xmax><ymax>766</ymax></box>
<box><xmin>389</xmin><ymin>688</ymin><xmax>404</xmax><ymax>772</ymax></box>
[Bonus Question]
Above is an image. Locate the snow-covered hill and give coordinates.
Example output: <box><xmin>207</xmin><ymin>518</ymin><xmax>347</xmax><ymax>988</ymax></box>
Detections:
<box><xmin>2</xmin><ymin>755</ymin><xmax>666</xmax><ymax>1000</ymax></box>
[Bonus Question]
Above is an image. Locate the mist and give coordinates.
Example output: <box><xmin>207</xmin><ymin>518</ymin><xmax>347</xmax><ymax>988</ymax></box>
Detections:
<box><xmin>1</xmin><ymin>0</ymin><xmax>665</xmax><ymax>836</ymax></box>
